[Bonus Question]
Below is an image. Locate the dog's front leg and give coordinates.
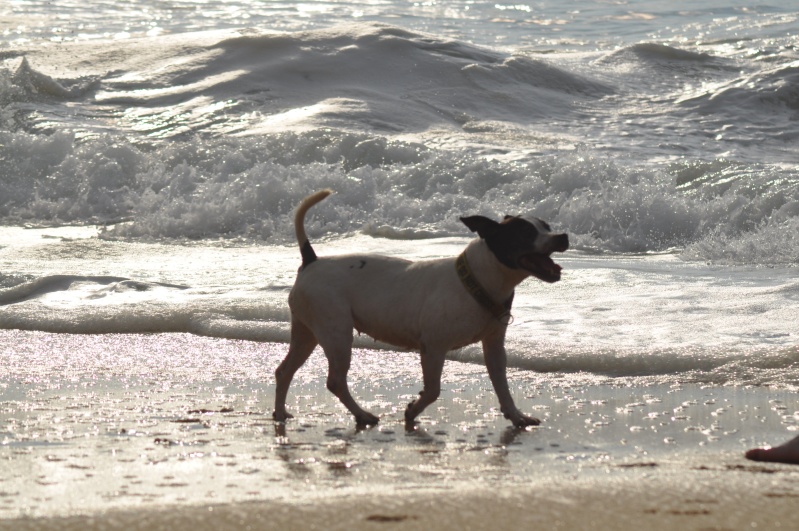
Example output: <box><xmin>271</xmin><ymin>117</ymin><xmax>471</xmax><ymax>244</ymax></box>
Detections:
<box><xmin>482</xmin><ymin>330</ymin><xmax>540</xmax><ymax>428</ymax></box>
<box><xmin>404</xmin><ymin>346</ymin><xmax>446</xmax><ymax>427</ymax></box>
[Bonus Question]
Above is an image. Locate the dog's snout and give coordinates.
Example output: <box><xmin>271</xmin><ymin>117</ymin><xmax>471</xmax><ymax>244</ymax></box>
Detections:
<box><xmin>553</xmin><ymin>233</ymin><xmax>569</xmax><ymax>253</ymax></box>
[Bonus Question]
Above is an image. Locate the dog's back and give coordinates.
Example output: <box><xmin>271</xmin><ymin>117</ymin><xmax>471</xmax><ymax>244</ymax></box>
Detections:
<box><xmin>290</xmin><ymin>251</ymin><xmax>471</xmax><ymax>350</ymax></box>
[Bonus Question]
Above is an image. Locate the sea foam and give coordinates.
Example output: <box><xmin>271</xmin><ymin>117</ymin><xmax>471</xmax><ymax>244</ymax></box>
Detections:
<box><xmin>1</xmin><ymin>129</ymin><xmax>797</xmax><ymax>265</ymax></box>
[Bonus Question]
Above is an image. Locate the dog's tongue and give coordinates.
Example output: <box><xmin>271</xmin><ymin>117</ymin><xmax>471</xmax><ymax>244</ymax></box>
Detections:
<box><xmin>543</xmin><ymin>260</ymin><xmax>562</xmax><ymax>277</ymax></box>
<box><xmin>519</xmin><ymin>254</ymin><xmax>562</xmax><ymax>281</ymax></box>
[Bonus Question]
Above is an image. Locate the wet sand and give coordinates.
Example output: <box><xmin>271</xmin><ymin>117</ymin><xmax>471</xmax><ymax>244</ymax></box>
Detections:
<box><xmin>4</xmin><ymin>475</ymin><xmax>799</xmax><ymax>531</ymax></box>
<box><xmin>1</xmin><ymin>331</ymin><xmax>797</xmax><ymax>529</ymax></box>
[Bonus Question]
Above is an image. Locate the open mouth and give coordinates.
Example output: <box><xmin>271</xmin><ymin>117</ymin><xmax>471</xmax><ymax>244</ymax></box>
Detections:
<box><xmin>518</xmin><ymin>253</ymin><xmax>563</xmax><ymax>283</ymax></box>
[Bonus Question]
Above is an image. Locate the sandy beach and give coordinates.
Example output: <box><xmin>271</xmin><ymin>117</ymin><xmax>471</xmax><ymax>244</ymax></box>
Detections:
<box><xmin>1</xmin><ymin>330</ymin><xmax>797</xmax><ymax>530</ymax></box>
<box><xmin>3</xmin><ymin>473</ymin><xmax>799</xmax><ymax>531</ymax></box>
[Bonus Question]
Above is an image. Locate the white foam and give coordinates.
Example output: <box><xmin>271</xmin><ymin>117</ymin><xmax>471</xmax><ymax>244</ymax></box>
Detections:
<box><xmin>1</xmin><ymin>128</ymin><xmax>798</xmax><ymax>263</ymax></box>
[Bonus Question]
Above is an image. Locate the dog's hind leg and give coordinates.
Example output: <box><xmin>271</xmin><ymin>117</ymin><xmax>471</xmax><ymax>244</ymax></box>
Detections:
<box><xmin>404</xmin><ymin>346</ymin><xmax>446</xmax><ymax>427</ymax></box>
<box><xmin>317</xmin><ymin>327</ymin><xmax>380</xmax><ymax>426</ymax></box>
<box><xmin>273</xmin><ymin>319</ymin><xmax>318</xmax><ymax>422</ymax></box>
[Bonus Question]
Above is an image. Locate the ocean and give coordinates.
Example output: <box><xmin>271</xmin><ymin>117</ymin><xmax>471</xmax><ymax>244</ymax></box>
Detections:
<box><xmin>2</xmin><ymin>1</ymin><xmax>799</xmax><ymax>522</ymax></box>
<box><xmin>2</xmin><ymin>2</ymin><xmax>798</xmax><ymax>390</ymax></box>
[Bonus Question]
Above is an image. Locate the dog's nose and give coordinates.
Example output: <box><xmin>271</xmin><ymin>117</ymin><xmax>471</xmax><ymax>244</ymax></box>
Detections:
<box><xmin>553</xmin><ymin>233</ymin><xmax>569</xmax><ymax>253</ymax></box>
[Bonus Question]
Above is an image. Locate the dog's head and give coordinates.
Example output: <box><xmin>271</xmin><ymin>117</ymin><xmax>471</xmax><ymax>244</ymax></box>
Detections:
<box><xmin>461</xmin><ymin>215</ymin><xmax>569</xmax><ymax>283</ymax></box>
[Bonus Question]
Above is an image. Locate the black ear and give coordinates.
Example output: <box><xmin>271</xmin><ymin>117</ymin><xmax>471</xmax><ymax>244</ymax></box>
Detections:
<box><xmin>460</xmin><ymin>215</ymin><xmax>500</xmax><ymax>239</ymax></box>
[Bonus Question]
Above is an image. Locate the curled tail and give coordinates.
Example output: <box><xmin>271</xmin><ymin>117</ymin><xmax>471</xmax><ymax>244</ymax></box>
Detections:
<box><xmin>295</xmin><ymin>189</ymin><xmax>332</xmax><ymax>269</ymax></box>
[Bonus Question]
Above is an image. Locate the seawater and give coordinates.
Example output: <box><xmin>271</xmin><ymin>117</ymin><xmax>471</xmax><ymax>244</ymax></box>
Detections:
<box><xmin>1</xmin><ymin>1</ymin><xmax>797</xmax><ymax>387</ymax></box>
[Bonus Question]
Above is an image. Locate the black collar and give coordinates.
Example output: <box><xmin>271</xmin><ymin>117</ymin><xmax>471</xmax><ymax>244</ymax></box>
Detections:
<box><xmin>455</xmin><ymin>252</ymin><xmax>513</xmax><ymax>325</ymax></box>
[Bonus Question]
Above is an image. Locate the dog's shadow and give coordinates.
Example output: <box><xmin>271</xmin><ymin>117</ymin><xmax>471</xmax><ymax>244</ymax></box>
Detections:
<box><xmin>274</xmin><ymin>419</ymin><xmax>533</xmax><ymax>447</ymax></box>
<box><xmin>404</xmin><ymin>420</ymin><xmax>533</xmax><ymax>445</ymax></box>
<box><xmin>272</xmin><ymin>418</ymin><xmax>538</xmax><ymax>481</ymax></box>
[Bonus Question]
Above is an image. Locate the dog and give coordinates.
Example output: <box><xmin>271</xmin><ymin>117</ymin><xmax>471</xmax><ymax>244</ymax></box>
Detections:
<box><xmin>273</xmin><ymin>190</ymin><xmax>569</xmax><ymax>428</ymax></box>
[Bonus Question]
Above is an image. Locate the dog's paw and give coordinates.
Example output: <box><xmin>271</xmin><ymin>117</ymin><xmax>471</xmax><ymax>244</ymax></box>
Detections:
<box><xmin>272</xmin><ymin>410</ymin><xmax>294</xmax><ymax>422</ymax></box>
<box><xmin>404</xmin><ymin>401</ymin><xmax>419</xmax><ymax>424</ymax></box>
<box><xmin>515</xmin><ymin>416</ymin><xmax>541</xmax><ymax>428</ymax></box>
<box><xmin>355</xmin><ymin>412</ymin><xmax>380</xmax><ymax>426</ymax></box>
<box><xmin>505</xmin><ymin>411</ymin><xmax>540</xmax><ymax>428</ymax></box>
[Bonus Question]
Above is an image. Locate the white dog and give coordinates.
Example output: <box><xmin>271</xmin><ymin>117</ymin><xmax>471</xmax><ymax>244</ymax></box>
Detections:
<box><xmin>273</xmin><ymin>190</ymin><xmax>569</xmax><ymax>428</ymax></box>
